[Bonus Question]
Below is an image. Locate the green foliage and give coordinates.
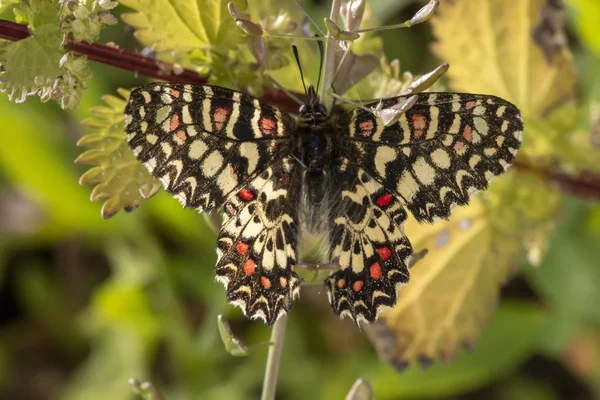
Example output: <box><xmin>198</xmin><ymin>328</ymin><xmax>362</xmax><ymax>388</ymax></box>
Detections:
<box><xmin>0</xmin><ymin>0</ymin><xmax>117</xmax><ymax>108</ymax></box>
<box><xmin>77</xmin><ymin>89</ymin><xmax>161</xmax><ymax>219</ymax></box>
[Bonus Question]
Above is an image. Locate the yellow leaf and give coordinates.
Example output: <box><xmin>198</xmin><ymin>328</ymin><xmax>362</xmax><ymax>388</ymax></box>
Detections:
<box><xmin>120</xmin><ymin>0</ymin><xmax>245</xmax><ymax>54</ymax></box>
<box><xmin>431</xmin><ymin>0</ymin><xmax>576</xmax><ymax>119</ymax></box>
<box><xmin>373</xmin><ymin>196</ymin><xmax>519</xmax><ymax>364</ymax></box>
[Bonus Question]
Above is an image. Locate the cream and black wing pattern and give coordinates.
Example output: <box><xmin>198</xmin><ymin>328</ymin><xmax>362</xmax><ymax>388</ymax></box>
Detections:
<box><xmin>124</xmin><ymin>81</ymin><xmax>523</xmax><ymax>327</ymax></box>
<box><xmin>124</xmin><ymin>82</ymin><xmax>300</xmax><ymax>324</ymax></box>
<box><xmin>327</xmin><ymin>92</ymin><xmax>523</xmax><ymax>323</ymax></box>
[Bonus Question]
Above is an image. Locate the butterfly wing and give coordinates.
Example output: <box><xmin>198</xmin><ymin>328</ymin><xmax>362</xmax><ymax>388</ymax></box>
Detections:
<box><xmin>338</xmin><ymin>93</ymin><xmax>523</xmax><ymax>223</ymax></box>
<box><xmin>216</xmin><ymin>157</ymin><xmax>301</xmax><ymax>324</ymax></box>
<box><xmin>124</xmin><ymin>83</ymin><xmax>301</xmax><ymax>324</ymax></box>
<box><xmin>327</xmin><ymin>92</ymin><xmax>523</xmax><ymax>323</ymax></box>
<box><xmin>124</xmin><ymin>82</ymin><xmax>294</xmax><ymax>212</ymax></box>
<box><xmin>327</xmin><ymin>157</ymin><xmax>411</xmax><ymax>324</ymax></box>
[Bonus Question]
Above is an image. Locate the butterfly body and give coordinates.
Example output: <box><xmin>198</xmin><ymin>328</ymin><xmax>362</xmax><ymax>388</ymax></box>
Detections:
<box><xmin>124</xmin><ymin>82</ymin><xmax>523</xmax><ymax>325</ymax></box>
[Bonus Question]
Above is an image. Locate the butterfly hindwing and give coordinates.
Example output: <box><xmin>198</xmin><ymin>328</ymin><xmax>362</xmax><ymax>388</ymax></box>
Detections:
<box><xmin>216</xmin><ymin>157</ymin><xmax>301</xmax><ymax>324</ymax></box>
<box><xmin>338</xmin><ymin>92</ymin><xmax>523</xmax><ymax>223</ymax></box>
<box><xmin>124</xmin><ymin>82</ymin><xmax>294</xmax><ymax>213</ymax></box>
<box><xmin>326</xmin><ymin>157</ymin><xmax>411</xmax><ymax>324</ymax></box>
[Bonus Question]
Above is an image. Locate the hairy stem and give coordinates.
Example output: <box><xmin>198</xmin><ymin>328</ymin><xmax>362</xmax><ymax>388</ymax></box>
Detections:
<box><xmin>261</xmin><ymin>315</ymin><xmax>288</xmax><ymax>400</ymax></box>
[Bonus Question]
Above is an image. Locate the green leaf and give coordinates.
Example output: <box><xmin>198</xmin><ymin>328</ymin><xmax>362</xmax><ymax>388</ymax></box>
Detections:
<box><xmin>120</xmin><ymin>0</ymin><xmax>245</xmax><ymax>55</ymax></box>
<box><xmin>217</xmin><ymin>315</ymin><xmax>250</xmax><ymax>357</ymax></box>
<box><xmin>0</xmin><ymin>0</ymin><xmax>116</xmax><ymax>108</ymax></box>
<box><xmin>0</xmin><ymin>1</ymin><xmax>63</xmax><ymax>103</ymax></box>
<box><xmin>76</xmin><ymin>89</ymin><xmax>161</xmax><ymax>219</ymax></box>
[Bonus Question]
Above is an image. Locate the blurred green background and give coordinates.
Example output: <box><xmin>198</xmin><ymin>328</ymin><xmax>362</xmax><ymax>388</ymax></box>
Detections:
<box><xmin>1</xmin><ymin>0</ymin><xmax>600</xmax><ymax>399</ymax></box>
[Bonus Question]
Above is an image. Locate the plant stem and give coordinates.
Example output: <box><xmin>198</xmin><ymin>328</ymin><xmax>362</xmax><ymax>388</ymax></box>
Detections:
<box><xmin>261</xmin><ymin>315</ymin><xmax>288</xmax><ymax>400</ymax></box>
<box><xmin>319</xmin><ymin>0</ymin><xmax>342</xmax><ymax>108</ymax></box>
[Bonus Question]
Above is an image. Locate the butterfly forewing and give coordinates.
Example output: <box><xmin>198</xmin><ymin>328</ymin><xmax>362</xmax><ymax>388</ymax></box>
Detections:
<box><xmin>337</xmin><ymin>93</ymin><xmax>523</xmax><ymax>223</ymax></box>
<box><xmin>124</xmin><ymin>82</ymin><xmax>294</xmax><ymax>213</ymax></box>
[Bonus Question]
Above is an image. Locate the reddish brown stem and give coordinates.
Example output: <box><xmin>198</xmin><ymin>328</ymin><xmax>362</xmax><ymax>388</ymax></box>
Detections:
<box><xmin>1</xmin><ymin>18</ymin><xmax>600</xmax><ymax>199</ymax></box>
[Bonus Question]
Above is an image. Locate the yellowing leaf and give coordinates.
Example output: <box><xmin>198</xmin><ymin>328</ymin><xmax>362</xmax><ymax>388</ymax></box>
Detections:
<box><xmin>120</xmin><ymin>0</ymin><xmax>245</xmax><ymax>55</ymax></box>
<box><xmin>431</xmin><ymin>0</ymin><xmax>576</xmax><ymax>118</ymax></box>
<box><xmin>371</xmin><ymin>195</ymin><xmax>519</xmax><ymax>365</ymax></box>
<box><xmin>76</xmin><ymin>89</ymin><xmax>161</xmax><ymax>219</ymax></box>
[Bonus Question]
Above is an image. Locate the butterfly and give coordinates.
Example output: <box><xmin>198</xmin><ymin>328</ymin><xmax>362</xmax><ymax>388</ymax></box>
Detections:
<box><xmin>124</xmin><ymin>81</ymin><xmax>522</xmax><ymax>325</ymax></box>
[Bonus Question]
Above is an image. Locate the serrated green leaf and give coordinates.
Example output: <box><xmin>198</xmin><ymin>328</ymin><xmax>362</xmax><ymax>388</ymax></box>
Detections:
<box><xmin>120</xmin><ymin>0</ymin><xmax>246</xmax><ymax>55</ymax></box>
<box><xmin>0</xmin><ymin>1</ymin><xmax>62</xmax><ymax>102</ymax></box>
<box><xmin>77</xmin><ymin>90</ymin><xmax>161</xmax><ymax>219</ymax></box>
<box><xmin>0</xmin><ymin>0</ymin><xmax>114</xmax><ymax>109</ymax></box>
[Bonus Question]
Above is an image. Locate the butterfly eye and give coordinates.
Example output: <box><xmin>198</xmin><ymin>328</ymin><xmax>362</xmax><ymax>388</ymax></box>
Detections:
<box><xmin>316</xmin><ymin>104</ymin><xmax>327</xmax><ymax>115</ymax></box>
<box><xmin>299</xmin><ymin>104</ymin><xmax>309</xmax><ymax>115</ymax></box>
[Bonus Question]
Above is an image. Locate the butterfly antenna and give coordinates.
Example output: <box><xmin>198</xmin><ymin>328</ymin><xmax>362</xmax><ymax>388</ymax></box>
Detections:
<box><xmin>315</xmin><ymin>35</ymin><xmax>325</xmax><ymax>96</ymax></box>
<box><xmin>292</xmin><ymin>45</ymin><xmax>309</xmax><ymax>98</ymax></box>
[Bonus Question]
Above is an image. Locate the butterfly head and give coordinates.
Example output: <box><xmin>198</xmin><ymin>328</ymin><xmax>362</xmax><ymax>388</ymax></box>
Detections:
<box><xmin>299</xmin><ymin>85</ymin><xmax>328</xmax><ymax>121</ymax></box>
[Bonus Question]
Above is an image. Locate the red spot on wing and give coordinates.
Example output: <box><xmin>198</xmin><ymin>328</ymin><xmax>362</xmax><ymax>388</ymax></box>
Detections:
<box><xmin>411</xmin><ymin>113</ymin><xmax>427</xmax><ymax>139</ymax></box>
<box><xmin>290</xmin><ymin>264</ymin><xmax>295</xmax><ymax>272</ymax></box>
<box><xmin>213</xmin><ymin>107</ymin><xmax>230</xmax><ymax>131</ymax></box>
<box><xmin>462</xmin><ymin>124</ymin><xmax>473</xmax><ymax>142</ymax></box>
<box><xmin>353</xmin><ymin>281</ymin><xmax>364</xmax><ymax>292</ymax></box>
<box><xmin>454</xmin><ymin>141</ymin><xmax>465</xmax><ymax>151</ymax></box>
<box><xmin>243</xmin><ymin>259</ymin><xmax>256</xmax><ymax>276</ymax></box>
<box><xmin>279</xmin><ymin>277</ymin><xmax>287</xmax><ymax>288</ymax></box>
<box><xmin>239</xmin><ymin>188</ymin><xmax>254</xmax><ymax>201</ymax></box>
<box><xmin>377</xmin><ymin>247</ymin><xmax>391</xmax><ymax>260</ymax></box>
<box><xmin>261</xmin><ymin>276</ymin><xmax>272</xmax><ymax>290</ymax></box>
<box><xmin>260</xmin><ymin>117</ymin><xmax>277</xmax><ymax>135</ymax></box>
<box><xmin>169</xmin><ymin>113</ymin><xmax>181</xmax><ymax>131</ymax></box>
<box><xmin>170</xmin><ymin>88</ymin><xmax>180</xmax><ymax>98</ymax></box>
<box><xmin>370</xmin><ymin>262</ymin><xmax>382</xmax><ymax>280</ymax></box>
<box><xmin>465</xmin><ymin>100</ymin><xmax>476</xmax><ymax>109</ymax></box>
<box><xmin>359</xmin><ymin>120</ymin><xmax>374</xmax><ymax>137</ymax></box>
<box><xmin>236</xmin><ymin>241</ymin><xmax>249</xmax><ymax>255</ymax></box>
<box><xmin>175</xmin><ymin>130</ymin><xmax>186</xmax><ymax>143</ymax></box>
<box><xmin>337</xmin><ymin>278</ymin><xmax>346</xmax><ymax>288</ymax></box>
<box><xmin>376</xmin><ymin>193</ymin><xmax>393</xmax><ymax>207</ymax></box>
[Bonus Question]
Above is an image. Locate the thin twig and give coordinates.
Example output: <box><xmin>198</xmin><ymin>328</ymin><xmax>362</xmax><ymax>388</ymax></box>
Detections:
<box><xmin>1</xmin><ymin>18</ymin><xmax>600</xmax><ymax>198</ymax></box>
<box><xmin>261</xmin><ymin>315</ymin><xmax>288</xmax><ymax>400</ymax></box>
